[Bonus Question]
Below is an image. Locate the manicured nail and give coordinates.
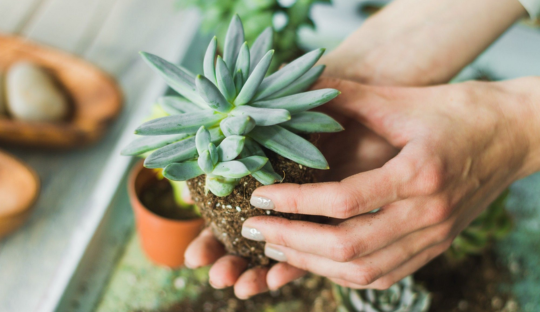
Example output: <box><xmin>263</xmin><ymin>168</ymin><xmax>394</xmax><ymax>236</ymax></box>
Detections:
<box><xmin>250</xmin><ymin>195</ymin><xmax>274</xmax><ymax>209</ymax></box>
<box><xmin>184</xmin><ymin>260</ymin><xmax>197</xmax><ymax>269</ymax></box>
<box><xmin>265</xmin><ymin>245</ymin><xmax>287</xmax><ymax>262</ymax></box>
<box><xmin>241</xmin><ymin>226</ymin><xmax>265</xmax><ymax>241</ymax></box>
<box><xmin>209</xmin><ymin>280</ymin><xmax>224</xmax><ymax>289</ymax></box>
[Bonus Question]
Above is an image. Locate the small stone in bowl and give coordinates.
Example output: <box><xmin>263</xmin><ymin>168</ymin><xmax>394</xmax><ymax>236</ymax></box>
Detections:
<box><xmin>6</xmin><ymin>62</ymin><xmax>68</xmax><ymax>122</ymax></box>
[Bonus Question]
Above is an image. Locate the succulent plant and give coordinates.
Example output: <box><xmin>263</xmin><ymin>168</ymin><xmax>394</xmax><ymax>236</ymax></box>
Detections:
<box><xmin>122</xmin><ymin>15</ymin><xmax>342</xmax><ymax>197</ymax></box>
<box><xmin>333</xmin><ymin>276</ymin><xmax>431</xmax><ymax>312</ymax></box>
<box><xmin>446</xmin><ymin>189</ymin><xmax>512</xmax><ymax>262</ymax></box>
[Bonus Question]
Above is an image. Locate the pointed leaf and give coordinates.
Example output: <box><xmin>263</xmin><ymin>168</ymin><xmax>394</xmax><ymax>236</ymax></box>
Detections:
<box><xmin>282</xmin><ymin>112</ymin><xmax>344</xmax><ymax>133</ymax></box>
<box><xmin>196</xmin><ymin>126</ymin><xmax>211</xmax><ymax>155</ymax></box>
<box><xmin>158</xmin><ymin>96</ymin><xmax>203</xmax><ymax>115</ymax></box>
<box><xmin>140</xmin><ymin>52</ymin><xmax>207</xmax><ymax>108</ymax></box>
<box><xmin>204</xmin><ymin>36</ymin><xmax>217</xmax><ymax>85</ymax></box>
<box><xmin>135</xmin><ymin>110</ymin><xmax>223</xmax><ymax>135</ymax></box>
<box><xmin>266</xmin><ymin>65</ymin><xmax>325</xmax><ymax>100</ymax></box>
<box><xmin>220</xmin><ymin>115</ymin><xmax>256</xmax><ymax>136</ymax></box>
<box><xmin>144</xmin><ymin>128</ymin><xmax>224</xmax><ymax>168</ymax></box>
<box><xmin>234</xmin><ymin>69</ymin><xmax>243</xmax><ymax>94</ymax></box>
<box><xmin>254</xmin><ymin>48</ymin><xmax>325</xmax><ymax>100</ymax></box>
<box><xmin>206</xmin><ymin>176</ymin><xmax>239</xmax><ymax>197</ymax></box>
<box><xmin>121</xmin><ymin>133</ymin><xmax>189</xmax><ymax>156</ymax></box>
<box><xmin>163</xmin><ymin>161</ymin><xmax>204</xmax><ymax>181</ymax></box>
<box><xmin>212</xmin><ymin>161</ymin><xmax>250</xmax><ymax>178</ymax></box>
<box><xmin>250</xmin><ymin>126</ymin><xmax>329</xmax><ymax>169</ymax></box>
<box><xmin>235</xmin><ymin>50</ymin><xmax>274</xmax><ymax>106</ymax></box>
<box><xmin>237</xmin><ymin>156</ymin><xmax>268</xmax><ymax>173</ymax></box>
<box><xmin>235</xmin><ymin>42</ymin><xmax>250</xmax><ymax>82</ymax></box>
<box><xmin>208</xmin><ymin>143</ymin><xmax>219</xmax><ymax>165</ymax></box>
<box><xmin>198</xmin><ymin>150</ymin><xmax>214</xmax><ymax>173</ymax></box>
<box><xmin>223</xmin><ymin>15</ymin><xmax>245</xmax><ymax>70</ymax></box>
<box><xmin>231</xmin><ymin>105</ymin><xmax>290</xmax><ymax>126</ymax></box>
<box><xmin>249</xmin><ymin>27</ymin><xmax>273</xmax><ymax>74</ymax></box>
<box><xmin>216</xmin><ymin>56</ymin><xmax>236</xmax><ymax>102</ymax></box>
<box><xmin>240</xmin><ymin>138</ymin><xmax>283</xmax><ymax>185</ymax></box>
<box><xmin>195</xmin><ymin>75</ymin><xmax>233</xmax><ymax>112</ymax></box>
<box><xmin>252</xmin><ymin>89</ymin><xmax>339</xmax><ymax>113</ymax></box>
<box><xmin>217</xmin><ymin>135</ymin><xmax>245</xmax><ymax>161</ymax></box>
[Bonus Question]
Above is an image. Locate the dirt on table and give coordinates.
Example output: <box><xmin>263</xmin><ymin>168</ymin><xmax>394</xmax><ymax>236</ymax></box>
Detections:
<box><xmin>416</xmin><ymin>250</ymin><xmax>518</xmax><ymax>312</ymax></box>
<box><xmin>159</xmin><ymin>274</ymin><xmax>337</xmax><ymax>312</ymax></box>
<box><xmin>188</xmin><ymin>151</ymin><xmax>324</xmax><ymax>267</ymax></box>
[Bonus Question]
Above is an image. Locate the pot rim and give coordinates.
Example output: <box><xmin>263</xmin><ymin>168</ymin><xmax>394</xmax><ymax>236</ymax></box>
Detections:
<box><xmin>128</xmin><ymin>159</ymin><xmax>203</xmax><ymax>225</ymax></box>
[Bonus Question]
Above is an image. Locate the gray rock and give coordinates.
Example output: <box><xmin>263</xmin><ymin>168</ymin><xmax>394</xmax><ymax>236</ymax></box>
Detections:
<box><xmin>6</xmin><ymin>62</ymin><xmax>68</xmax><ymax>121</ymax></box>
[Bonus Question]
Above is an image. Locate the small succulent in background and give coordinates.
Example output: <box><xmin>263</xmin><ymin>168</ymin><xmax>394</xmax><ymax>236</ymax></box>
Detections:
<box><xmin>177</xmin><ymin>0</ymin><xmax>332</xmax><ymax>67</ymax></box>
<box><xmin>122</xmin><ymin>15</ymin><xmax>341</xmax><ymax>197</ymax></box>
<box><xmin>446</xmin><ymin>189</ymin><xmax>512</xmax><ymax>262</ymax></box>
<box><xmin>333</xmin><ymin>276</ymin><xmax>431</xmax><ymax>312</ymax></box>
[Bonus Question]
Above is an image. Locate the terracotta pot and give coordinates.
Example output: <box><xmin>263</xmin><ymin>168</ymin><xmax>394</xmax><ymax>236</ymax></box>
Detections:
<box><xmin>128</xmin><ymin>161</ymin><xmax>204</xmax><ymax>268</ymax></box>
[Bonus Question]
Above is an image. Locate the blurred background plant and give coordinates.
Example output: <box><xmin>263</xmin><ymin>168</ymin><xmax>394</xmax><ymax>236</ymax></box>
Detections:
<box><xmin>176</xmin><ymin>0</ymin><xmax>332</xmax><ymax>69</ymax></box>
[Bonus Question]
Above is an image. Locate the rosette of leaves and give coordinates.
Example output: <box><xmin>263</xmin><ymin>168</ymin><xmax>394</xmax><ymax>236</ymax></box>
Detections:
<box><xmin>176</xmin><ymin>0</ymin><xmax>332</xmax><ymax>67</ymax></box>
<box><xmin>122</xmin><ymin>14</ymin><xmax>341</xmax><ymax>197</ymax></box>
<box><xmin>446</xmin><ymin>189</ymin><xmax>512</xmax><ymax>262</ymax></box>
<box><xmin>333</xmin><ymin>276</ymin><xmax>431</xmax><ymax>312</ymax></box>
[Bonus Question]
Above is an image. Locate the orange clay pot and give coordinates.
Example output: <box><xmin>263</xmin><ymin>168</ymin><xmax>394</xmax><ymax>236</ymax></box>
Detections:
<box><xmin>128</xmin><ymin>161</ymin><xmax>204</xmax><ymax>268</ymax></box>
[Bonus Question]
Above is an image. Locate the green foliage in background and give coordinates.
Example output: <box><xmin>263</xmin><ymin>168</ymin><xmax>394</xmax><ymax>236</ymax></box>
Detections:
<box><xmin>176</xmin><ymin>0</ymin><xmax>331</xmax><ymax>67</ymax></box>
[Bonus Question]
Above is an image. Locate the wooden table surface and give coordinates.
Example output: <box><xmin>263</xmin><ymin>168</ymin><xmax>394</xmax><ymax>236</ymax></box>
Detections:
<box><xmin>0</xmin><ymin>1</ymin><xmax>199</xmax><ymax>311</ymax></box>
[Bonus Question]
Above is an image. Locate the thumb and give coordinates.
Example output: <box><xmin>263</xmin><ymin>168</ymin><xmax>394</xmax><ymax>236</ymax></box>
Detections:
<box><xmin>311</xmin><ymin>77</ymin><xmax>412</xmax><ymax>146</ymax></box>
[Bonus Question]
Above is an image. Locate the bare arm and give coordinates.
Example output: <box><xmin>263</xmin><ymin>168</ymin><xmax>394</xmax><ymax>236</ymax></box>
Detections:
<box><xmin>322</xmin><ymin>0</ymin><xmax>527</xmax><ymax>85</ymax></box>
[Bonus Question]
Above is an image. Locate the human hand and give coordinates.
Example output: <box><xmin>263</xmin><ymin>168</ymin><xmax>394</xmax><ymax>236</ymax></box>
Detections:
<box><xmin>236</xmin><ymin>76</ymin><xmax>540</xmax><ymax>290</ymax></box>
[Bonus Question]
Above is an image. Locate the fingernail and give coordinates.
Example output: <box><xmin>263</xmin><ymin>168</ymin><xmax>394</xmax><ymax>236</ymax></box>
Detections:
<box><xmin>241</xmin><ymin>226</ymin><xmax>265</xmax><ymax>241</ymax></box>
<box><xmin>250</xmin><ymin>195</ymin><xmax>274</xmax><ymax>209</ymax></box>
<box><xmin>265</xmin><ymin>245</ymin><xmax>287</xmax><ymax>262</ymax></box>
<box><xmin>184</xmin><ymin>260</ymin><xmax>197</xmax><ymax>269</ymax></box>
<box><xmin>209</xmin><ymin>280</ymin><xmax>224</xmax><ymax>289</ymax></box>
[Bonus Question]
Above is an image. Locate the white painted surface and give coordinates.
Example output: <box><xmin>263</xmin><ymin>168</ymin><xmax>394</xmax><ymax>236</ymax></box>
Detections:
<box><xmin>0</xmin><ymin>1</ymin><xmax>200</xmax><ymax>311</ymax></box>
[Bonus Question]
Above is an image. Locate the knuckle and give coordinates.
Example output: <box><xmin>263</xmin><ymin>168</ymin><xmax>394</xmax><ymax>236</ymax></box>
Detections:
<box><xmin>330</xmin><ymin>240</ymin><xmax>358</xmax><ymax>263</ymax></box>
<box><xmin>415</xmin><ymin>158</ymin><xmax>446</xmax><ymax>196</ymax></box>
<box><xmin>330</xmin><ymin>190</ymin><xmax>360</xmax><ymax>219</ymax></box>
<box><xmin>425</xmin><ymin>197</ymin><xmax>453</xmax><ymax>225</ymax></box>
<box><xmin>350</xmin><ymin>264</ymin><xmax>382</xmax><ymax>286</ymax></box>
<box><xmin>433</xmin><ymin>224</ymin><xmax>455</xmax><ymax>244</ymax></box>
<box><xmin>371</xmin><ymin>277</ymin><xmax>395</xmax><ymax>290</ymax></box>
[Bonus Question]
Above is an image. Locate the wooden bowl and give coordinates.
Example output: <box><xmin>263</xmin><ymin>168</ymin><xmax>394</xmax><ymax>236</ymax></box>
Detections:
<box><xmin>0</xmin><ymin>150</ymin><xmax>40</xmax><ymax>239</ymax></box>
<box><xmin>0</xmin><ymin>35</ymin><xmax>123</xmax><ymax>148</ymax></box>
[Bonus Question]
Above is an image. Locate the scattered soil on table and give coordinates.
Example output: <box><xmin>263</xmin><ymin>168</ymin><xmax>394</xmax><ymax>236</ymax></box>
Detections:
<box><xmin>188</xmin><ymin>150</ymin><xmax>324</xmax><ymax>267</ymax></box>
<box><xmin>416</xmin><ymin>250</ymin><xmax>517</xmax><ymax>312</ymax></box>
<box><xmin>159</xmin><ymin>274</ymin><xmax>336</xmax><ymax>312</ymax></box>
<box><xmin>140</xmin><ymin>176</ymin><xmax>199</xmax><ymax>220</ymax></box>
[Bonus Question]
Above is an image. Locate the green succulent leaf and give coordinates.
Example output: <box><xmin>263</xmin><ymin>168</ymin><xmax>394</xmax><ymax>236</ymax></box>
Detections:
<box><xmin>216</xmin><ymin>56</ymin><xmax>236</xmax><ymax>102</ymax></box>
<box><xmin>217</xmin><ymin>135</ymin><xmax>246</xmax><ymax>161</ymax></box>
<box><xmin>254</xmin><ymin>48</ymin><xmax>325</xmax><ymax>100</ymax></box>
<box><xmin>198</xmin><ymin>150</ymin><xmax>215</xmax><ymax>174</ymax></box>
<box><xmin>203</xmin><ymin>36</ymin><xmax>217</xmax><ymax>85</ymax></box>
<box><xmin>235</xmin><ymin>50</ymin><xmax>274</xmax><ymax>106</ymax></box>
<box><xmin>250</xmin><ymin>126</ymin><xmax>329</xmax><ymax>169</ymax></box>
<box><xmin>135</xmin><ymin>110</ymin><xmax>223</xmax><ymax>135</ymax></box>
<box><xmin>266</xmin><ymin>65</ymin><xmax>325</xmax><ymax>100</ymax></box>
<box><xmin>220</xmin><ymin>115</ymin><xmax>256</xmax><ymax>136</ymax></box>
<box><xmin>212</xmin><ymin>160</ymin><xmax>251</xmax><ymax>178</ymax></box>
<box><xmin>282</xmin><ymin>111</ymin><xmax>344</xmax><ymax>133</ymax></box>
<box><xmin>236</xmin><ymin>156</ymin><xmax>268</xmax><ymax>173</ymax></box>
<box><xmin>208</xmin><ymin>142</ymin><xmax>219</xmax><ymax>165</ymax></box>
<box><xmin>121</xmin><ymin>133</ymin><xmax>189</xmax><ymax>156</ymax></box>
<box><xmin>196</xmin><ymin>75</ymin><xmax>234</xmax><ymax>113</ymax></box>
<box><xmin>140</xmin><ymin>52</ymin><xmax>207</xmax><ymax>108</ymax></box>
<box><xmin>231</xmin><ymin>105</ymin><xmax>291</xmax><ymax>126</ymax></box>
<box><xmin>144</xmin><ymin>128</ymin><xmax>224</xmax><ymax>168</ymax></box>
<box><xmin>249</xmin><ymin>27</ymin><xmax>273</xmax><ymax>74</ymax></box>
<box><xmin>206</xmin><ymin>176</ymin><xmax>239</xmax><ymax>197</ymax></box>
<box><xmin>163</xmin><ymin>161</ymin><xmax>204</xmax><ymax>181</ymax></box>
<box><xmin>240</xmin><ymin>138</ymin><xmax>283</xmax><ymax>185</ymax></box>
<box><xmin>252</xmin><ymin>88</ymin><xmax>339</xmax><ymax>113</ymax></box>
<box><xmin>158</xmin><ymin>96</ymin><xmax>203</xmax><ymax>115</ymax></box>
<box><xmin>234</xmin><ymin>69</ymin><xmax>243</xmax><ymax>94</ymax></box>
<box><xmin>235</xmin><ymin>42</ymin><xmax>250</xmax><ymax>82</ymax></box>
<box><xmin>195</xmin><ymin>126</ymin><xmax>211</xmax><ymax>155</ymax></box>
<box><xmin>223</xmin><ymin>14</ymin><xmax>245</xmax><ymax>70</ymax></box>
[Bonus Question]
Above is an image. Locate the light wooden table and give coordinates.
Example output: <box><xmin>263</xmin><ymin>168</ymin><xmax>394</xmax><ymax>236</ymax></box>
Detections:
<box><xmin>0</xmin><ymin>1</ymin><xmax>200</xmax><ymax>311</ymax></box>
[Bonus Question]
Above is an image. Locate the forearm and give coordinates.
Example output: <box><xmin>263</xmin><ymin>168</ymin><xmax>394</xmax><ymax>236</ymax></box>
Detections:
<box><xmin>322</xmin><ymin>0</ymin><xmax>526</xmax><ymax>86</ymax></box>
